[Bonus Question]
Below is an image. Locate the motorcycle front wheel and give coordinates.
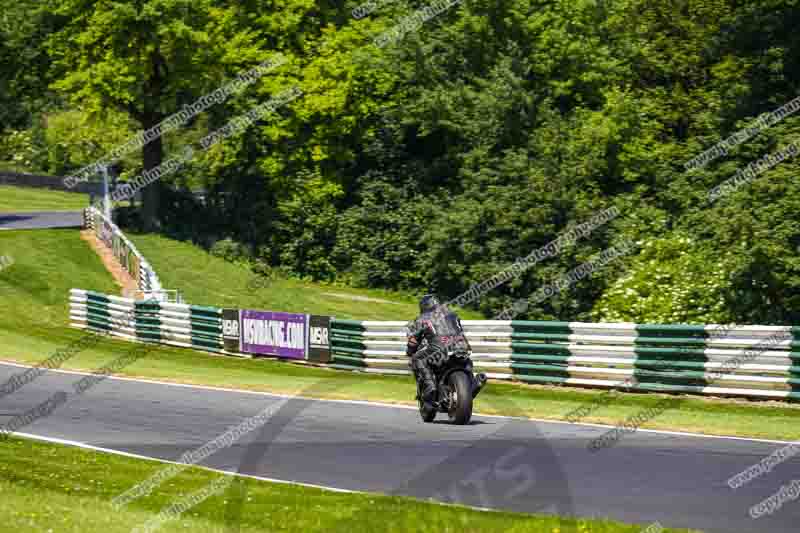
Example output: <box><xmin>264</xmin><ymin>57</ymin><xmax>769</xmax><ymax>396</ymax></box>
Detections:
<box><xmin>447</xmin><ymin>371</ymin><xmax>473</xmax><ymax>425</ymax></box>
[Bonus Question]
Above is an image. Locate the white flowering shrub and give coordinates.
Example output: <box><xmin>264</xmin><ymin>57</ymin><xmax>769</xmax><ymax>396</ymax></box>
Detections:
<box><xmin>592</xmin><ymin>233</ymin><xmax>736</xmax><ymax>325</ymax></box>
<box><xmin>0</xmin><ymin>129</ymin><xmax>40</xmax><ymax>171</ymax></box>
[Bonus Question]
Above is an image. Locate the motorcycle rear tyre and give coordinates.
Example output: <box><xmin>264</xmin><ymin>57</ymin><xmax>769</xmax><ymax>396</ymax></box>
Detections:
<box><xmin>447</xmin><ymin>371</ymin><xmax>473</xmax><ymax>425</ymax></box>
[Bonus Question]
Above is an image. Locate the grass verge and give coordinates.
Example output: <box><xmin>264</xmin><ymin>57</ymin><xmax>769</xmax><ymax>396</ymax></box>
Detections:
<box><xmin>0</xmin><ymin>185</ymin><xmax>89</xmax><ymax>213</ymax></box>
<box><xmin>0</xmin><ymin>436</ymin><xmax>697</xmax><ymax>532</ymax></box>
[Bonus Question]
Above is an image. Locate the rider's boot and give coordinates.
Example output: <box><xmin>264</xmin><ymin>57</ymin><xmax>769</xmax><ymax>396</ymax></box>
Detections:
<box><xmin>419</xmin><ymin>369</ymin><xmax>437</xmax><ymax>404</ymax></box>
<box><xmin>412</xmin><ymin>356</ymin><xmax>437</xmax><ymax>404</ymax></box>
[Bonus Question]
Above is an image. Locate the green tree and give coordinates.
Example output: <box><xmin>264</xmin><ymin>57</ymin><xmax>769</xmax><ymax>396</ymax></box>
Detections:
<box><xmin>47</xmin><ymin>0</ymin><xmax>263</xmax><ymax>229</ymax></box>
<box><xmin>0</xmin><ymin>0</ymin><xmax>61</xmax><ymax>134</ymax></box>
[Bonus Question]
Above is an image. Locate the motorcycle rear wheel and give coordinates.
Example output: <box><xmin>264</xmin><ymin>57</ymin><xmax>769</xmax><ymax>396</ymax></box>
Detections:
<box><xmin>447</xmin><ymin>371</ymin><xmax>473</xmax><ymax>425</ymax></box>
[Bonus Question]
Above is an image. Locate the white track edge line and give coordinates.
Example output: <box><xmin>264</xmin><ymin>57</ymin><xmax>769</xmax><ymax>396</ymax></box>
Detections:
<box><xmin>0</xmin><ymin>360</ymin><xmax>794</xmax><ymax>446</ymax></box>
<box><xmin>12</xmin><ymin>431</ymin><xmax>501</xmax><ymax>515</ymax></box>
<box><xmin>13</xmin><ymin>431</ymin><xmax>356</xmax><ymax>493</ymax></box>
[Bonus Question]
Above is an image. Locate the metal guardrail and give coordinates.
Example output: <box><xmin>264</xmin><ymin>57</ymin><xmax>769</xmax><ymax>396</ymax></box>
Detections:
<box><xmin>329</xmin><ymin>320</ymin><xmax>800</xmax><ymax>400</ymax></box>
<box><xmin>134</xmin><ymin>290</ymin><xmax>184</xmax><ymax>304</ymax></box>
<box><xmin>69</xmin><ymin>289</ymin><xmax>238</xmax><ymax>356</ymax></box>
<box><xmin>83</xmin><ymin>206</ymin><xmax>164</xmax><ymax>295</ymax></box>
<box><xmin>67</xmin><ymin>288</ymin><xmax>800</xmax><ymax>401</ymax></box>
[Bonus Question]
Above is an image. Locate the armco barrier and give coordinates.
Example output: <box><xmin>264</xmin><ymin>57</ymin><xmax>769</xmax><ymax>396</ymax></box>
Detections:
<box><xmin>68</xmin><ymin>289</ymin><xmax>800</xmax><ymax>400</ymax></box>
<box><xmin>69</xmin><ymin>289</ymin><xmax>235</xmax><ymax>356</ymax></box>
<box><xmin>329</xmin><ymin>319</ymin><xmax>800</xmax><ymax>400</ymax></box>
<box><xmin>83</xmin><ymin>206</ymin><xmax>163</xmax><ymax>295</ymax></box>
<box><xmin>330</xmin><ymin>319</ymin><xmax>515</xmax><ymax>378</ymax></box>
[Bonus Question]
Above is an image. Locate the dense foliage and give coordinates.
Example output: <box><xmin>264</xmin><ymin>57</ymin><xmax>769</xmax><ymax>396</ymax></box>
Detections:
<box><xmin>2</xmin><ymin>0</ymin><xmax>799</xmax><ymax>324</ymax></box>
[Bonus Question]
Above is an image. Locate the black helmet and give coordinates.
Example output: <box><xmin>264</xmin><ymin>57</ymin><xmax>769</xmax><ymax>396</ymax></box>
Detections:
<box><xmin>419</xmin><ymin>294</ymin><xmax>440</xmax><ymax>313</ymax></box>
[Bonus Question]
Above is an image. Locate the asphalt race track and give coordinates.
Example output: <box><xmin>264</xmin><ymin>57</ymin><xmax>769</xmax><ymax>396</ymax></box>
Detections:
<box><xmin>0</xmin><ymin>211</ymin><xmax>83</xmax><ymax>230</ymax></box>
<box><xmin>1</xmin><ymin>361</ymin><xmax>798</xmax><ymax>532</ymax></box>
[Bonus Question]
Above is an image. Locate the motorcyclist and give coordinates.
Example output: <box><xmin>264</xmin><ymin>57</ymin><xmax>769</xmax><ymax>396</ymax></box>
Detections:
<box><xmin>406</xmin><ymin>294</ymin><xmax>481</xmax><ymax>404</ymax></box>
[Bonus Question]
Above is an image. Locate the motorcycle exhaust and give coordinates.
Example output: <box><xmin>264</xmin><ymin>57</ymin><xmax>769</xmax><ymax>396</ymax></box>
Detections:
<box><xmin>472</xmin><ymin>373</ymin><xmax>487</xmax><ymax>399</ymax></box>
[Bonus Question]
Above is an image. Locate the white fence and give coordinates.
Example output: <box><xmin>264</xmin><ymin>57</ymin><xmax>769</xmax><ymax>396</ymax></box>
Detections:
<box><xmin>83</xmin><ymin>206</ymin><xmax>165</xmax><ymax>298</ymax></box>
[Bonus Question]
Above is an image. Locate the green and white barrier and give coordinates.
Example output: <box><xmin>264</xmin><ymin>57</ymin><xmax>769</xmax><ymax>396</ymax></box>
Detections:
<box><xmin>69</xmin><ymin>289</ymin><xmax>234</xmax><ymax>356</ymax></box>
<box><xmin>331</xmin><ymin>320</ymin><xmax>800</xmax><ymax>400</ymax></box>
<box><xmin>69</xmin><ymin>289</ymin><xmax>800</xmax><ymax>400</ymax></box>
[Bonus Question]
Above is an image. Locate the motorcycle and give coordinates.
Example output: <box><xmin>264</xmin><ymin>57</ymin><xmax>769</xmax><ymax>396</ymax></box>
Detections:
<box><xmin>416</xmin><ymin>351</ymin><xmax>487</xmax><ymax>425</ymax></box>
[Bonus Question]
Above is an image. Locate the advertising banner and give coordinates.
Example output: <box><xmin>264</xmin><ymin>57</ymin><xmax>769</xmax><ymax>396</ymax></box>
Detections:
<box><xmin>308</xmin><ymin>315</ymin><xmax>332</xmax><ymax>363</ymax></box>
<box><xmin>240</xmin><ymin>310</ymin><xmax>307</xmax><ymax>359</ymax></box>
<box><xmin>222</xmin><ymin>309</ymin><xmax>241</xmax><ymax>352</ymax></box>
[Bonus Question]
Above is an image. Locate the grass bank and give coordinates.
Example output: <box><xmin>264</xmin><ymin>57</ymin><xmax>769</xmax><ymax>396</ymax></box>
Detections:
<box><xmin>127</xmin><ymin>232</ymin><xmax>483</xmax><ymax>320</ymax></box>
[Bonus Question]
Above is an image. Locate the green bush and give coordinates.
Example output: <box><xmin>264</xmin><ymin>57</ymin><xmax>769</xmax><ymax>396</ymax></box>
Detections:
<box><xmin>210</xmin><ymin>238</ymin><xmax>252</xmax><ymax>265</ymax></box>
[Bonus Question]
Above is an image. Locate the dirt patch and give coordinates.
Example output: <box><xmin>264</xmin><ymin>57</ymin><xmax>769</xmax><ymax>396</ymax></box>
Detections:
<box><xmin>80</xmin><ymin>229</ymin><xmax>139</xmax><ymax>299</ymax></box>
